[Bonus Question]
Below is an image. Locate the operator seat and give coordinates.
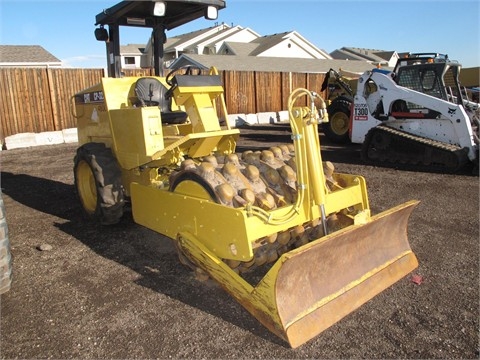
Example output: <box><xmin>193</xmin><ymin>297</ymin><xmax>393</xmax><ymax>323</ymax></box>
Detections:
<box><xmin>134</xmin><ymin>77</ymin><xmax>188</xmax><ymax>124</ymax></box>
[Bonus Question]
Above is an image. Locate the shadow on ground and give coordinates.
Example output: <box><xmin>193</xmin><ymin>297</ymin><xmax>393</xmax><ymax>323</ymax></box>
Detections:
<box><xmin>0</xmin><ymin>171</ymin><xmax>284</xmax><ymax>346</ymax></box>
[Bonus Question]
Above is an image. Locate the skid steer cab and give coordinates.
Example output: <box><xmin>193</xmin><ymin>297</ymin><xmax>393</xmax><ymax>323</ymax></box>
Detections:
<box><xmin>72</xmin><ymin>0</ymin><xmax>419</xmax><ymax>348</ymax></box>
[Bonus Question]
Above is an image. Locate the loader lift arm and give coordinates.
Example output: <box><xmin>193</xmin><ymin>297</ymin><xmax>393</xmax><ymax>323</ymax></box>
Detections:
<box><xmin>321</xmin><ymin>68</ymin><xmax>354</xmax><ymax>98</ymax></box>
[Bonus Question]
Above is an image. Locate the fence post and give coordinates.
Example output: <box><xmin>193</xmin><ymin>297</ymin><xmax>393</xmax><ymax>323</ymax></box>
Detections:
<box><xmin>46</xmin><ymin>68</ymin><xmax>59</xmax><ymax>131</ymax></box>
<box><xmin>288</xmin><ymin>72</ymin><xmax>293</xmax><ymax>94</ymax></box>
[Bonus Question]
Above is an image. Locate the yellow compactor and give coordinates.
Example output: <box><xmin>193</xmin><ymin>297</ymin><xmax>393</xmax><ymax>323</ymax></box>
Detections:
<box><xmin>73</xmin><ymin>68</ymin><xmax>418</xmax><ymax>347</ymax></box>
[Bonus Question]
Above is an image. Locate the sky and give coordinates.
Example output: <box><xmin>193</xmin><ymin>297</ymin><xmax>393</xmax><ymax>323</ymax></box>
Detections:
<box><xmin>0</xmin><ymin>0</ymin><xmax>479</xmax><ymax>69</ymax></box>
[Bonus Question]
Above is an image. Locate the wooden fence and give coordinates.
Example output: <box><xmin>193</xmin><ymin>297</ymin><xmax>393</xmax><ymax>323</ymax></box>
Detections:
<box><xmin>0</xmin><ymin>67</ymin><xmax>326</xmax><ymax>142</ymax></box>
<box><xmin>0</xmin><ymin>68</ymin><xmax>105</xmax><ymax>140</ymax></box>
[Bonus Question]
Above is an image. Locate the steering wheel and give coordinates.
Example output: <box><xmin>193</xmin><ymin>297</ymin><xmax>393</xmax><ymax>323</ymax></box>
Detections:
<box><xmin>165</xmin><ymin>65</ymin><xmax>203</xmax><ymax>86</ymax></box>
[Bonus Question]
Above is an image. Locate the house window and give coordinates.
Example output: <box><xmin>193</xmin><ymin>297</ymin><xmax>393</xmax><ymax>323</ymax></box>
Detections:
<box><xmin>125</xmin><ymin>57</ymin><xmax>136</xmax><ymax>65</ymax></box>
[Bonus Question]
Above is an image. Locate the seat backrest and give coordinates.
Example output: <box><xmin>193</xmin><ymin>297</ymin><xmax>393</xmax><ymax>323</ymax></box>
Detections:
<box><xmin>134</xmin><ymin>77</ymin><xmax>188</xmax><ymax>124</ymax></box>
<box><xmin>135</xmin><ymin>77</ymin><xmax>167</xmax><ymax>109</ymax></box>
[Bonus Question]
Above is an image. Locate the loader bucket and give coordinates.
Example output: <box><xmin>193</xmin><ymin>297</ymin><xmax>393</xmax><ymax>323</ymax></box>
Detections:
<box><xmin>177</xmin><ymin>200</ymin><xmax>419</xmax><ymax>348</ymax></box>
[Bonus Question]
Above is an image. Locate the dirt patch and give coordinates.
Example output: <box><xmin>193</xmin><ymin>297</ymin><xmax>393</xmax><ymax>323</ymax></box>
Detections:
<box><xmin>0</xmin><ymin>126</ymin><xmax>478</xmax><ymax>358</ymax></box>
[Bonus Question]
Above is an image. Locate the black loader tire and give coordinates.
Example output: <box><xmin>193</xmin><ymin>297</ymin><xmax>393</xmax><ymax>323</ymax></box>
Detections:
<box><xmin>0</xmin><ymin>190</ymin><xmax>12</xmax><ymax>294</ymax></box>
<box><xmin>323</xmin><ymin>96</ymin><xmax>353</xmax><ymax>144</ymax></box>
<box><xmin>74</xmin><ymin>143</ymin><xmax>125</xmax><ymax>225</ymax></box>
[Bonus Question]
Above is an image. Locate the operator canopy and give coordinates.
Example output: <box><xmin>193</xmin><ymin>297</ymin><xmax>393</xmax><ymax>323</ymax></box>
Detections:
<box><xmin>95</xmin><ymin>0</ymin><xmax>225</xmax><ymax>30</ymax></box>
<box><xmin>94</xmin><ymin>0</ymin><xmax>226</xmax><ymax>77</ymax></box>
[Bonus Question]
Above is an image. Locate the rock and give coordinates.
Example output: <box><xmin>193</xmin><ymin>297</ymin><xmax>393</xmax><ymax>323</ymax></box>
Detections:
<box><xmin>37</xmin><ymin>244</ymin><xmax>53</xmax><ymax>251</ymax></box>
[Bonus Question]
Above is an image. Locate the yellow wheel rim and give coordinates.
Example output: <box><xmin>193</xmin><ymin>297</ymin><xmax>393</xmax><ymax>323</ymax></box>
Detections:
<box><xmin>76</xmin><ymin>160</ymin><xmax>97</xmax><ymax>214</ymax></box>
<box><xmin>173</xmin><ymin>180</ymin><xmax>213</xmax><ymax>201</ymax></box>
<box><xmin>330</xmin><ymin>112</ymin><xmax>349</xmax><ymax>136</ymax></box>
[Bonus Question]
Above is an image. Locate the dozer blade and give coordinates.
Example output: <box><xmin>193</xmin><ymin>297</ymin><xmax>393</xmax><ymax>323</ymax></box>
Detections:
<box><xmin>177</xmin><ymin>200</ymin><xmax>419</xmax><ymax>348</ymax></box>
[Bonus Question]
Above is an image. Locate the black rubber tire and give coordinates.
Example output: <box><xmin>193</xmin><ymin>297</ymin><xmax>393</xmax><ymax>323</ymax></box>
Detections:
<box><xmin>73</xmin><ymin>143</ymin><xmax>125</xmax><ymax>225</ymax></box>
<box><xmin>472</xmin><ymin>151</ymin><xmax>479</xmax><ymax>176</ymax></box>
<box><xmin>323</xmin><ymin>96</ymin><xmax>353</xmax><ymax>144</ymax></box>
<box><xmin>169</xmin><ymin>170</ymin><xmax>220</xmax><ymax>203</ymax></box>
<box><xmin>0</xmin><ymin>190</ymin><xmax>12</xmax><ymax>294</ymax></box>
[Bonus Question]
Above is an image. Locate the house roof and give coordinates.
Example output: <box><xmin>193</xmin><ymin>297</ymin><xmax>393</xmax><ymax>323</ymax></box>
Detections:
<box><xmin>169</xmin><ymin>54</ymin><xmax>380</xmax><ymax>74</ymax></box>
<box><xmin>375</xmin><ymin>51</ymin><xmax>397</xmax><ymax>61</ymax></box>
<box><xmin>120</xmin><ymin>44</ymin><xmax>146</xmax><ymax>55</ymax></box>
<box><xmin>222</xmin><ymin>42</ymin><xmax>261</xmax><ymax>56</ymax></box>
<box><xmin>0</xmin><ymin>45</ymin><xmax>61</xmax><ymax>65</ymax></box>
<box><xmin>330</xmin><ymin>49</ymin><xmax>366</xmax><ymax>62</ymax></box>
<box><xmin>330</xmin><ymin>47</ymin><xmax>395</xmax><ymax>64</ymax></box>
<box><xmin>164</xmin><ymin>24</ymin><xmax>232</xmax><ymax>52</ymax></box>
<box><xmin>248</xmin><ymin>31</ymin><xmax>331</xmax><ymax>59</ymax></box>
<box><xmin>163</xmin><ymin>25</ymin><xmax>331</xmax><ymax>60</ymax></box>
<box><xmin>183</xmin><ymin>26</ymin><xmax>246</xmax><ymax>53</ymax></box>
<box><xmin>249</xmin><ymin>32</ymin><xmax>291</xmax><ymax>56</ymax></box>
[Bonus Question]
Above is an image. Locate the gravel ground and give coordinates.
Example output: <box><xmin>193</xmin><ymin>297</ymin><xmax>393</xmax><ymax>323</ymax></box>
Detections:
<box><xmin>0</xmin><ymin>125</ymin><xmax>478</xmax><ymax>359</ymax></box>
